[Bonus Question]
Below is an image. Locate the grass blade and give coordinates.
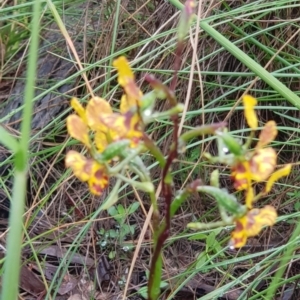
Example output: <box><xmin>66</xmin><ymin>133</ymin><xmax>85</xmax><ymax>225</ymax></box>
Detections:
<box><xmin>0</xmin><ymin>126</ymin><xmax>19</xmax><ymax>153</ymax></box>
<box><xmin>200</xmin><ymin>21</ymin><xmax>300</xmax><ymax>109</ymax></box>
<box><xmin>1</xmin><ymin>0</ymin><xmax>41</xmax><ymax>299</ymax></box>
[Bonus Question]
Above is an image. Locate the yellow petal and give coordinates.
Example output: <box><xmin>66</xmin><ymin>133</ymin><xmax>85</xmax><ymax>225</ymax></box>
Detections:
<box><xmin>120</xmin><ymin>94</ymin><xmax>138</xmax><ymax>113</ymax></box>
<box><xmin>113</xmin><ymin>56</ymin><xmax>134</xmax><ymax>87</ymax></box>
<box><xmin>86</xmin><ymin>97</ymin><xmax>112</xmax><ymax>131</ymax></box>
<box><xmin>242</xmin><ymin>94</ymin><xmax>258</xmax><ymax>130</ymax></box>
<box><xmin>120</xmin><ymin>94</ymin><xmax>130</xmax><ymax>114</ymax></box>
<box><xmin>124</xmin><ymin>111</ymin><xmax>143</xmax><ymax>147</ymax></box>
<box><xmin>245</xmin><ymin>186</ymin><xmax>254</xmax><ymax>209</ymax></box>
<box><xmin>66</xmin><ymin>115</ymin><xmax>91</xmax><ymax>148</ymax></box>
<box><xmin>113</xmin><ymin>57</ymin><xmax>142</xmax><ymax>104</ymax></box>
<box><xmin>231</xmin><ymin>161</ymin><xmax>251</xmax><ymax>191</ymax></box>
<box><xmin>100</xmin><ymin>113</ymin><xmax>127</xmax><ymax>139</ymax></box>
<box><xmin>230</xmin><ymin>216</ymin><xmax>248</xmax><ymax>248</ymax></box>
<box><xmin>265</xmin><ymin>164</ymin><xmax>292</xmax><ymax>193</ymax></box>
<box><xmin>88</xmin><ymin>163</ymin><xmax>109</xmax><ymax>196</ymax></box>
<box><xmin>95</xmin><ymin>131</ymin><xmax>108</xmax><ymax>153</ymax></box>
<box><xmin>71</xmin><ymin>98</ymin><xmax>87</xmax><ymax>124</ymax></box>
<box><xmin>246</xmin><ymin>205</ymin><xmax>277</xmax><ymax>237</ymax></box>
<box><xmin>65</xmin><ymin>151</ymin><xmax>91</xmax><ymax>182</ymax></box>
<box><xmin>230</xmin><ymin>205</ymin><xmax>277</xmax><ymax>248</ymax></box>
<box><xmin>257</xmin><ymin>121</ymin><xmax>278</xmax><ymax>148</ymax></box>
<box><xmin>123</xmin><ymin>80</ymin><xmax>143</xmax><ymax>106</ymax></box>
<box><xmin>250</xmin><ymin>148</ymin><xmax>277</xmax><ymax>182</ymax></box>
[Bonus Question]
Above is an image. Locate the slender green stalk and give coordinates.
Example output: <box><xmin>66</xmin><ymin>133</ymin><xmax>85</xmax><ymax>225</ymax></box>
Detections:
<box><xmin>1</xmin><ymin>0</ymin><xmax>41</xmax><ymax>299</ymax></box>
<box><xmin>1</xmin><ymin>171</ymin><xmax>27</xmax><ymax>299</ymax></box>
<box><xmin>115</xmin><ymin>173</ymin><xmax>154</xmax><ymax>192</ymax></box>
<box><xmin>19</xmin><ymin>2</ymin><xmax>41</xmax><ymax>165</ymax></box>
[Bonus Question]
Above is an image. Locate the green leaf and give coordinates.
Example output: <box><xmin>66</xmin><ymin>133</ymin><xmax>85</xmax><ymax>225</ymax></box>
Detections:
<box><xmin>188</xmin><ymin>233</ymin><xmax>207</xmax><ymax>241</ymax></box>
<box><xmin>196</xmin><ymin>252</ymin><xmax>207</xmax><ymax>269</ymax></box>
<box><xmin>108</xmin><ymin>229</ymin><xmax>118</xmax><ymax>238</ymax></box>
<box><xmin>128</xmin><ymin>202</ymin><xmax>140</xmax><ymax>215</ymax></box>
<box><xmin>129</xmin><ymin>224</ymin><xmax>136</xmax><ymax>235</ymax></box>
<box><xmin>117</xmin><ymin>204</ymin><xmax>125</xmax><ymax>216</ymax></box>
<box><xmin>138</xmin><ymin>281</ymin><xmax>168</xmax><ymax>300</ymax></box>
<box><xmin>121</xmin><ymin>224</ymin><xmax>133</xmax><ymax>237</ymax></box>
<box><xmin>206</xmin><ymin>231</ymin><xmax>216</xmax><ymax>250</ymax></box>
<box><xmin>109</xmin><ymin>251</ymin><xmax>116</xmax><ymax>259</ymax></box>
<box><xmin>294</xmin><ymin>201</ymin><xmax>300</xmax><ymax>211</ymax></box>
<box><xmin>108</xmin><ymin>206</ymin><xmax>118</xmax><ymax>217</ymax></box>
<box><xmin>138</xmin><ymin>286</ymin><xmax>148</xmax><ymax>299</ymax></box>
<box><xmin>98</xmin><ymin>228</ymin><xmax>105</xmax><ymax>235</ymax></box>
<box><xmin>0</xmin><ymin>126</ymin><xmax>19</xmax><ymax>153</ymax></box>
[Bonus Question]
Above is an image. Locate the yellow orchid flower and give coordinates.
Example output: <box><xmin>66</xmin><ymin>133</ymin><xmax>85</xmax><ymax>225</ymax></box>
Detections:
<box><xmin>230</xmin><ymin>101</ymin><xmax>291</xmax><ymax>208</ymax></box>
<box><xmin>65</xmin><ymin>151</ymin><xmax>109</xmax><ymax>196</ymax></box>
<box><xmin>249</xmin><ymin>148</ymin><xmax>277</xmax><ymax>182</ymax></box>
<box><xmin>99</xmin><ymin>111</ymin><xmax>143</xmax><ymax>147</ymax></box>
<box><xmin>230</xmin><ymin>205</ymin><xmax>277</xmax><ymax>248</ymax></box>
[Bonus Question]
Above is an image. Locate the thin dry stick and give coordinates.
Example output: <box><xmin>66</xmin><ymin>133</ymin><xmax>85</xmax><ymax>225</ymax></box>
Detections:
<box><xmin>179</xmin><ymin>1</ymin><xmax>204</xmax><ymax>189</ymax></box>
<box><xmin>178</xmin><ymin>2</ymin><xmax>203</xmax><ymax>134</ymax></box>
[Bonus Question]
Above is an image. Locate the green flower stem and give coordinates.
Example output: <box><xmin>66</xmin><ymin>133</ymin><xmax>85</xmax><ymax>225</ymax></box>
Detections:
<box><xmin>128</xmin><ymin>164</ymin><xmax>148</xmax><ymax>183</ymax></box>
<box><xmin>1</xmin><ymin>0</ymin><xmax>41</xmax><ymax>299</ymax></box>
<box><xmin>130</xmin><ymin>156</ymin><xmax>151</xmax><ymax>182</ymax></box>
<box><xmin>187</xmin><ymin>219</ymin><xmax>233</xmax><ymax>230</ymax></box>
<box><xmin>143</xmin><ymin>134</ymin><xmax>166</xmax><ymax>168</ymax></box>
<box><xmin>197</xmin><ymin>186</ymin><xmax>246</xmax><ymax>216</ymax></box>
<box><xmin>144</xmin><ymin>104</ymin><xmax>184</xmax><ymax>124</ymax></box>
<box><xmin>243</xmin><ymin>130</ymin><xmax>255</xmax><ymax>151</ymax></box>
<box><xmin>180</xmin><ymin>123</ymin><xmax>226</xmax><ymax>144</ymax></box>
<box><xmin>145</xmin><ymin>74</ymin><xmax>178</xmax><ymax>107</ymax></box>
<box><xmin>107</xmin><ymin>145</ymin><xmax>144</xmax><ymax>174</ymax></box>
<box><xmin>170</xmin><ymin>189</ymin><xmax>191</xmax><ymax>218</ymax></box>
<box><xmin>99</xmin><ymin>177</ymin><xmax>123</xmax><ymax>210</ymax></box>
<box><xmin>115</xmin><ymin>173</ymin><xmax>154</xmax><ymax>193</ymax></box>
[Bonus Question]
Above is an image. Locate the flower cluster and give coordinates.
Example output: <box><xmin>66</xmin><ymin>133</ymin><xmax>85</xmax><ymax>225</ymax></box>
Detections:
<box><xmin>65</xmin><ymin>55</ymin><xmax>291</xmax><ymax>250</ymax></box>
<box><xmin>229</xmin><ymin>95</ymin><xmax>291</xmax><ymax>248</ymax></box>
<box><xmin>65</xmin><ymin>57</ymin><xmax>144</xmax><ymax>195</ymax></box>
